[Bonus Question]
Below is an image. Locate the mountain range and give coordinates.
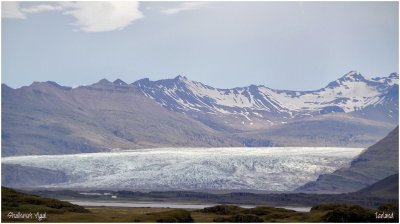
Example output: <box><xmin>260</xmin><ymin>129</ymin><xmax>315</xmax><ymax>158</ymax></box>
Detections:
<box><xmin>133</xmin><ymin>71</ymin><xmax>398</xmax><ymax>130</ymax></box>
<box><xmin>2</xmin><ymin>71</ymin><xmax>398</xmax><ymax>156</ymax></box>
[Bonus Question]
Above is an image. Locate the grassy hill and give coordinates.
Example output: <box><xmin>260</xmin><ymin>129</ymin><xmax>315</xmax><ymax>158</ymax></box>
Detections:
<box><xmin>1</xmin><ymin>187</ymin><xmax>88</xmax><ymax>222</ymax></box>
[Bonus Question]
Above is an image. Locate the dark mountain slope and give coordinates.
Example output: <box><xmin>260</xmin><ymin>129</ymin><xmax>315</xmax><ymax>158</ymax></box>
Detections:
<box><xmin>297</xmin><ymin>126</ymin><xmax>399</xmax><ymax>193</ymax></box>
<box><xmin>355</xmin><ymin>173</ymin><xmax>399</xmax><ymax>198</ymax></box>
<box><xmin>2</xmin><ymin>81</ymin><xmax>240</xmax><ymax>156</ymax></box>
<box><xmin>240</xmin><ymin>113</ymin><xmax>391</xmax><ymax>147</ymax></box>
<box><xmin>2</xmin><ymin>164</ymin><xmax>68</xmax><ymax>188</ymax></box>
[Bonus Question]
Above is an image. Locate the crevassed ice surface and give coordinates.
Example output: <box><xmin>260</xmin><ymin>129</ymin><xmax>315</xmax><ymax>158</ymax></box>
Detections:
<box><xmin>2</xmin><ymin>147</ymin><xmax>364</xmax><ymax>191</ymax></box>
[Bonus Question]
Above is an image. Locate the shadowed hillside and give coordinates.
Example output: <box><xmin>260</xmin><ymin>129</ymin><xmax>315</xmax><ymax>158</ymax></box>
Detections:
<box><xmin>2</xmin><ymin>164</ymin><xmax>68</xmax><ymax>188</ymax></box>
<box><xmin>297</xmin><ymin>126</ymin><xmax>399</xmax><ymax>193</ymax></box>
<box><xmin>2</xmin><ymin>81</ymin><xmax>240</xmax><ymax>156</ymax></box>
<box><xmin>356</xmin><ymin>173</ymin><xmax>399</xmax><ymax>198</ymax></box>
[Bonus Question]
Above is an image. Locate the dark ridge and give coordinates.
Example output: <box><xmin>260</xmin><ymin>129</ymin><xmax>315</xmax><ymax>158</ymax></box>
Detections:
<box><xmin>95</xmin><ymin>78</ymin><xmax>112</xmax><ymax>85</ymax></box>
<box><xmin>1</xmin><ymin>83</ymin><xmax>13</xmax><ymax>90</ymax></box>
<box><xmin>389</xmin><ymin>72</ymin><xmax>399</xmax><ymax>78</ymax></box>
<box><xmin>297</xmin><ymin>126</ymin><xmax>399</xmax><ymax>193</ymax></box>
<box><xmin>339</xmin><ymin>71</ymin><xmax>366</xmax><ymax>81</ymax></box>
<box><xmin>113</xmin><ymin>79</ymin><xmax>127</xmax><ymax>85</ymax></box>
<box><xmin>174</xmin><ymin>75</ymin><xmax>188</xmax><ymax>80</ymax></box>
<box><xmin>132</xmin><ymin>78</ymin><xmax>150</xmax><ymax>85</ymax></box>
<box><xmin>356</xmin><ymin>173</ymin><xmax>399</xmax><ymax>197</ymax></box>
<box><xmin>45</xmin><ymin>81</ymin><xmax>72</xmax><ymax>90</ymax></box>
<box><xmin>29</xmin><ymin>81</ymin><xmax>72</xmax><ymax>90</ymax></box>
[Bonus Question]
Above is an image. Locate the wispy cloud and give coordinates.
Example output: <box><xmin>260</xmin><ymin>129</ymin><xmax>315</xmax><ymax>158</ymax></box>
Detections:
<box><xmin>21</xmin><ymin>4</ymin><xmax>63</xmax><ymax>14</ymax></box>
<box><xmin>2</xmin><ymin>2</ymin><xmax>26</xmax><ymax>19</ymax></box>
<box><xmin>2</xmin><ymin>1</ymin><xmax>144</xmax><ymax>33</ymax></box>
<box><xmin>2</xmin><ymin>1</ymin><xmax>207</xmax><ymax>32</ymax></box>
<box><xmin>61</xmin><ymin>2</ymin><xmax>144</xmax><ymax>32</ymax></box>
<box><xmin>161</xmin><ymin>2</ymin><xmax>209</xmax><ymax>15</ymax></box>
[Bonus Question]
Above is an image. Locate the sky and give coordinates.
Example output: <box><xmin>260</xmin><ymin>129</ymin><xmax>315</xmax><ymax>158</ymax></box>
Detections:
<box><xmin>1</xmin><ymin>1</ymin><xmax>399</xmax><ymax>91</ymax></box>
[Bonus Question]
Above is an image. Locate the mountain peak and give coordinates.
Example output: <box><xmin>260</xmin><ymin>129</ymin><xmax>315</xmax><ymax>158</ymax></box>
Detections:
<box><xmin>325</xmin><ymin>71</ymin><xmax>366</xmax><ymax>89</ymax></box>
<box><xmin>371</xmin><ymin>72</ymin><xmax>399</xmax><ymax>86</ymax></box>
<box><xmin>132</xmin><ymin>78</ymin><xmax>150</xmax><ymax>87</ymax></box>
<box><xmin>113</xmin><ymin>79</ymin><xmax>127</xmax><ymax>85</ymax></box>
<box><xmin>95</xmin><ymin>78</ymin><xmax>112</xmax><ymax>85</ymax></box>
<box><xmin>174</xmin><ymin>75</ymin><xmax>188</xmax><ymax>81</ymax></box>
<box><xmin>29</xmin><ymin>81</ymin><xmax>71</xmax><ymax>90</ymax></box>
<box><xmin>389</xmin><ymin>72</ymin><xmax>399</xmax><ymax>79</ymax></box>
<box><xmin>45</xmin><ymin>81</ymin><xmax>63</xmax><ymax>87</ymax></box>
<box><xmin>2</xmin><ymin>83</ymin><xmax>13</xmax><ymax>90</ymax></box>
<box><xmin>341</xmin><ymin>71</ymin><xmax>365</xmax><ymax>81</ymax></box>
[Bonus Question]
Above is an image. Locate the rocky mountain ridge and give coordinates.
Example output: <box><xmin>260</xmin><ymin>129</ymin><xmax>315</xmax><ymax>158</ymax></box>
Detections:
<box><xmin>132</xmin><ymin>71</ymin><xmax>398</xmax><ymax>130</ymax></box>
<box><xmin>2</xmin><ymin>71</ymin><xmax>398</xmax><ymax>156</ymax></box>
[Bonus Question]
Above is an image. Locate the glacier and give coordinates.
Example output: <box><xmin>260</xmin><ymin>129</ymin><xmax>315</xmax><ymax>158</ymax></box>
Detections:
<box><xmin>1</xmin><ymin>147</ymin><xmax>364</xmax><ymax>191</ymax></box>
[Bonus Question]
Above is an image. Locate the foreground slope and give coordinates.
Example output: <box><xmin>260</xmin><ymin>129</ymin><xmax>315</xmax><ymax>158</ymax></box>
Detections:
<box><xmin>3</xmin><ymin>187</ymin><xmax>397</xmax><ymax>222</ymax></box>
<box><xmin>1</xmin><ymin>186</ymin><xmax>88</xmax><ymax>222</ymax></box>
<box><xmin>297</xmin><ymin>126</ymin><xmax>399</xmax><ymax>193</ymax></box>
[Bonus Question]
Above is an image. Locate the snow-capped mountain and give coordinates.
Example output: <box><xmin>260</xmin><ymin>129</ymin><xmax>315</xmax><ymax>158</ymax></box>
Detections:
<box><xmin>132</xmin><ymin>71</ymin><xmax>398</xmax><ymax>129</ymax></box>
<box><xmin>2</xmin><ymin>71</ymin><xmax>398</xmax><ymax>156</ymax></box>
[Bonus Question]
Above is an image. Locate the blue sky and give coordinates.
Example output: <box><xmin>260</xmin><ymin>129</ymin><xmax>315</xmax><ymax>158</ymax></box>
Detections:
<box><xmin>2</xmin><ymin>1</ymin><xmax>399</xmax><ymax>90</ymax></box>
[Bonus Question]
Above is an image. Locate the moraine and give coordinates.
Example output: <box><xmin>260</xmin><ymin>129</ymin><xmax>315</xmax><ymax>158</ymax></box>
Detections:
<box><xmin>2</xmin><ymin>147</ymin><xmax>364</xmax><ymax>191</ymax></box>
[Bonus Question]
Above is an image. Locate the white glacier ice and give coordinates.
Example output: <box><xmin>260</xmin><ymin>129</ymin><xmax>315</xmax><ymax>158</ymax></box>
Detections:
<box><xmin>2</xmin><ymin>147</ymin><xmax>364</xmax><ymax>191</ymax></box>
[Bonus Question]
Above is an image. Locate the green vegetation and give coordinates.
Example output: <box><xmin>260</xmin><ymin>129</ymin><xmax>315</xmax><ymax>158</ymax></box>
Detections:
<box><xmin>312</xmin><ymin>203</ymin><xmax>399</xmax><ymax>223</ymax></box>
<box><xmin>202</xmin><ymin>205</ymin><xmax>244</xmax><ymax>215</ymax></box>
<box><xmin>2</xmin><ymin>187</ymin><xmax>89</xmax><ymax>222</ymax></box>
<box><xmin>214</xmin><ymin>214</ymin><xmax>264</xmax><ymax>223</ymax></box>
<box><xmin>244</xmin><ymin>206</ymin><xmax>296</xmax><ymax>216</ymax></box>
<box><xmin>145</xmin><ymin>209</ymin><xmax>193</xmax><ymax>223</ymax></box>
<box><xmin>200</xmin><ymin>205</ymin><xmax>322</xmax><ymax>222</ymax></box>
<box><xmin>377</xmin><ymin>203</ymin><xmax>399</xmax><ymax>221</ymax></box>
<box><xmin>2</xmin><ymin>187</ymin><xmax>88</xmax><ymax>214</ymax></box>
<box><xmin>1</xmin><ymin>187</ymin><xmax>399</xmax><ymax>222</ymax></box>
<box><xmin>319</xmin><ymin>205</ymin><xmax>375</xmax><ymax>222</ymax></box>
<box><xmin>199</xmin><ymin>203</ymin><xmax>400</xmax><ymax>223</ymax></box>
<box><xmin>378</xmin><ymin>202</ymin><xmax>399</xmax><ymax>214</ymax></box>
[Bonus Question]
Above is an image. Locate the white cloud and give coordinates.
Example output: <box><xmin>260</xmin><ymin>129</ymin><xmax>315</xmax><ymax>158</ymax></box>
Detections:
<box><xmin>2</xmin><ymin>2</ymin><xmax>26</xmax><ymax>19</ymax></box>
<box><xmin>3</xmin><ymin>1</ymin><xmax>143</xmax><ymax>33</ymax></box>
<box><xmin>62</xmin><ymin>2</ymin><xmax>144</xmax><ymax>32</ymax></box>
<box><xmin>161</xmin><ymin>2</ymin><xmax>209</xmax><ymax>15</ymax></box>
<box><xmin>21</xmin><ymin>4</ymin><xmax>63</xmax><ymax>14</ymax></box>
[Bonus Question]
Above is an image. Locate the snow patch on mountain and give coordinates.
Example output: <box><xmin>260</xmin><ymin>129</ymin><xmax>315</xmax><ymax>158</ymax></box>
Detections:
<box><xmin>132</xmin><ymin>71</ymin><xmax>398</xmax><ymax>123</ymax></box>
